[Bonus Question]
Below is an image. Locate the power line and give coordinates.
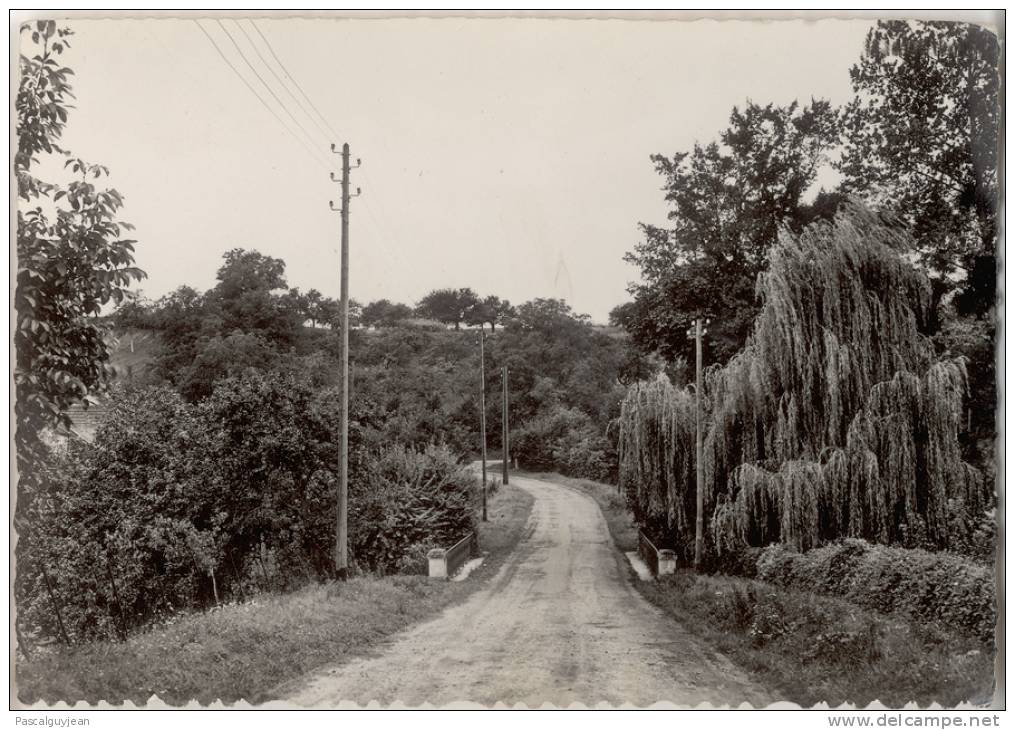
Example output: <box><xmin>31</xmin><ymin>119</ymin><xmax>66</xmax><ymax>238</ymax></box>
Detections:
<box><xmin>237</xmin><ymin>21</ymin><xmax>406</xmax><ymax>276</ymax></box>
<box><xmin>193</xmin><ymin>19</ymin><xmax>326</xmax><ymax>170</ymax></box>
<box><xmin>234</xmin><ymin>22</ymin><xmax>408</xmax><ymax>297</ymax></box>
<box><xmin>359</xmin><ymin>167</ymin><xmax>403</xmax><ymax>250</ymax></box>
<box><xmin>250</xmin><ymin>19</ymin><xmax>342</xmax><ymax>140</ymax></box>
<box><xmin>216</xmin><ymin>19</ymin><xmax>325</xmax><ymax>160</ymax></box>
<box><xmin>232</xmin><ymin>20</ymin><xmax>408</xmax><ymax>275</ymax></box>
<box><xmin>238</xmin><ymin>19</ymin><xmax>333</xmax><ymax>146</ymax></box>
<box><xmin>359</xmin><ymin>191</ymin><xmax>402</xmax><ymax>272</ymax></box>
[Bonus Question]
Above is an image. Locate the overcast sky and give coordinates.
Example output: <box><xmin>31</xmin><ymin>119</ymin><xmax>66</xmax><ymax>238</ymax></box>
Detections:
<box><xmin>37</xmin><ymin>16</ymin><xmax>878</xmax><ymax>322</ymax></box>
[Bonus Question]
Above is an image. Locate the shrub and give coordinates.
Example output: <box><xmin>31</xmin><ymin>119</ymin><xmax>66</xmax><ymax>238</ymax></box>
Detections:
<box><xmin>710</xmin><ymin>585</ymin><xmax>756</xmax><ymax>632</ymax></box>
<box><xmin>349</xmin><ymin>444</ymin><xmax>478</xmax><ymax>575</ymax></box>
<box><xmin>16</xmin><ymin>374</ymin><xmax>479</xmax><ymax>644</ymax></box>
<box><xmin>804</xmin><ymin>622</ymin><xmax>882</xmax><ymax>667</ymax></box>
<box><xmin>15</xmin><ymin>386</ymin><xmax>212</xmax><ymax>643</ymax></box>
<box><xmin>756</xmin><ymin>539</ymin><xmax>996</xmax><ymax>644</ymax></box>
<box><xmin>513</xmin><ymin>405</ymin><xmax>616</xmax><ymax>482</ymax></box>
<box><xmin>393</xmin><ymin>540</ymin><xmax>440</xmax><ymax>576</ymax></box>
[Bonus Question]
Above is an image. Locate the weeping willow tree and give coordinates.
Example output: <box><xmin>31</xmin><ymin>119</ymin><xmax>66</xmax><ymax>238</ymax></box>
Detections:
<box><xmin>619</xmin><ymin>202</ymin><xmax>991</xmax><ymax>561</ymax></box>
<box><xmin>616</xmin><ymin>375</ymin><xmax>696</xmax><ymax>542</ymax></box>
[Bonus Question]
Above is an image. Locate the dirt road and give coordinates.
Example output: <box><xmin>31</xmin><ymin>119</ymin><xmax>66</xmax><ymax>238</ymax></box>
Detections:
<box><xmin>284</xmin><ymin>473</ymin><xmax>769</xmax><ymax>707</ymax></box>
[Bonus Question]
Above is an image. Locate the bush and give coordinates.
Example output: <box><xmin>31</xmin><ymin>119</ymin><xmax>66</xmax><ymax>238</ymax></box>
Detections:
<box><xmin>756</xmin><ymin>539</ymin><xmax>996</xmax><ymax>644</ymax></box>
<box><xmin>512</xmin><ymin>405</ymin><xmax>616</xmax><ymax>482</ymax></box>
<box><xmin>16</xmin><ymin>375</ymin><xmax>477</xmax><ymax>645</ymax></box>
<box><xmin>16</xmin><ymin>386</ymin><xmax>211</xmax><ymax>644</ymax></box>
<box><xmin>393</xmin><ymin>540</ymin><xmax>440</xmax><ymax>576</ymax></box>
<box><xmin>350</xmin><ymin>444</ymin><xmax>478</xmax><ymax>575</ymax></box>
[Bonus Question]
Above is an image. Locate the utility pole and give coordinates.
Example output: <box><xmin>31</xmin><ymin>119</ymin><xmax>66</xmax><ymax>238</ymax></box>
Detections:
<box><xmin>501</xmin><ymin>365</ymin><xmax>509</xmax><ymax>485</ymax></box>
<box><xmin>330</xmin><ymin>143</ymin><xmax>360</xmax><ymax>580</ymax></box>
<box><xmin>687</xmin><ymin>317</ymin><xmax>709</xmax><ymax>570</ymax></box>
<box><xmin>479</xmin><ymin>330</ymin><xmax>488</xmax><ymax>521</ymax></box>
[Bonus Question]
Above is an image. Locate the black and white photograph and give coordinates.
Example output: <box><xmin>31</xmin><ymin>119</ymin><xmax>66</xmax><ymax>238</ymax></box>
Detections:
<box><xmin>11</xmin><ymin>10</ymin><xmax>1003</xmax><ymax>713</ymax></box>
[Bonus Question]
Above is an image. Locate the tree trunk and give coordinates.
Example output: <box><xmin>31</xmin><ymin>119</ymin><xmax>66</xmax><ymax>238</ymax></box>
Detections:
<box><xmin>105</xmin><ymin>558</ymin><xmax>129</xmax><ymax>641</ymax></box>
<box><xmin>228</xmin><ymin>553</ymin><xmax>246</xmax><ymax>601</ymax></box>
<box><xmin>15</xmin><ymin>618</ymin><xmax>34</xmax><ymax>661</ymax></box>
<box><xmin>258</xmin><ymin>538</ymin><xmax>271</xmax><ymax>588</ymax></box>
<box><xmin>40</xmin><ymin>563</ymin><xmax>71</xmax><ymax>646</ymax></box>
<box><xmin>210</xmin><ymin>570</ymin><xmax>220</xmax><ymax>605</ymax></box>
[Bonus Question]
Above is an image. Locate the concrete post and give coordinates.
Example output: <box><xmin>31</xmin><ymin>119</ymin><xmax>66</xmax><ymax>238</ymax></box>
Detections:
<box><xmin>657</xmin><ymin>549</ymin><xmax>677</xmax><ymax>576</ymax></box>
<box><xmin>427</xmin><ymin>548</ymin><xmax>448</xmax><ymax>579</ymax></box>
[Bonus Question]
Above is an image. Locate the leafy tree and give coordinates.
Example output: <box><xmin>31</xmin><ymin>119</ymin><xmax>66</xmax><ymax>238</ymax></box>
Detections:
<box><xmin>285</xmin><ymin>287</ymin><xmax>309</xmax><ymax>323</ymax></box>
<box><xmin>619</xmin><ymin>204</ymin><xmax>990</xmax><ymax>563</ymax></box>
<box><xmin>148</xmin><ymin>285</ymin><xmax>213</xmax><ymax>386</ymax></box>
<box><xmin>309</xmin><ymin>296</ymin><xmax>357</xmax><ymax>330</ymax></box>
<box><xmin>465</xmin><ymin>294</ymin><xmax>514</xmax><ymax>332</ymax></box>
<box><xmin>839</xmin><ymin>20</ymin><xmax>1000</xmax><ymax>315</ymax></box>
<box><xmin>111</xmin><ymin>291</ymin><xmax>157</xmax><ymax>330</ymax></box>
<box><xmin>839</xmin><ymin>21</ymin><xmax>1000</xmax><ymax>467</ymax></box>
<box><xmin>315</xmin><ymin>296</ymin><xmax>351</xmax><ymax>329</ymax></box>
<box><xmin>496</xmin><ymin>298</ymin><xmax>628</xmax><ymax>441</ymax></box>
<box><xmin>416</xmin><ymin>287</ymin><xmax>480</xmax><ymax>330</ymax></box>
<box><xmin>143</xmin><ymin>251</ymin><xmax>303</xmax><ymax>393</ymax></box>
<box><xmin>177</xmin><ymin>332</ymin><xmax>278</xmax><ymax>401</ymax></box>
<box><xmin>304</xmin><ymin>288</ymin><xmax>324</xmax><ymax>327</ymax></box>
<box><xmin>206</xmin><ymin>249</ymin><xmax>302</xmax><ymax>345</ymax></box>
<box><xmin>620</xmin><ymin>101</ymin><xmax>839</xmax><ymax>364</ymax></box>
<box><xmin>214</xmin><ymin>248</ymin><xmax>286</xmax><ymax>298</ymax></box>
<box><xmin>361</xmin><ymin>299</ymin><xmax>412</xmax><ymax>328</ymax></box>
<box><xmin>15</xmin><ymin>22</ymin><xmax>145</xmax><ymax>481</ymax></box>
<box><xmin>509</xmin><ymin>297</ymin><xmax>590</xmax><ymax>332</ymax></box>
<box><xmin>16</xmin><ymin>373</ymin><xmax>354</xmax><ymax>641</ymax></box>
<box><xmin>512</xmin><ymin>405</ymin><xmax>615</xmax><ymax>482</ymax></box>
<box><xmin>16</xmin><ymin>386</ymin><xmax>211</xmax><ymax>642</ymax></box>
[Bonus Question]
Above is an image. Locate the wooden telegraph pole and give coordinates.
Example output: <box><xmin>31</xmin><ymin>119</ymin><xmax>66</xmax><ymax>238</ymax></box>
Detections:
<box><xmin>687</xmin><ymin>317</ymin><xmax>709</xmax><ymax>570</ymax></box>
<box><xmin>331</xmin><ymin>142</ymin><xmax>360</xmax><ymax>579</ymax></box>
<box><xmin>502</xmin><ymin>365</ymin><xmax>509</xmax><ymax>485</ymax></box>
<box><xmin>479</xmin><ymin>331</ymin><xmax>488</xmax><ymax>521</ymax></box>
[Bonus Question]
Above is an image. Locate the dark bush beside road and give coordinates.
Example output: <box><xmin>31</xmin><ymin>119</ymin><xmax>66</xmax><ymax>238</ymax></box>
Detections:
<box><xmin>756</xmin><ymin>539</ymin><xmax>996</xmax><ymax>644</ymax></box>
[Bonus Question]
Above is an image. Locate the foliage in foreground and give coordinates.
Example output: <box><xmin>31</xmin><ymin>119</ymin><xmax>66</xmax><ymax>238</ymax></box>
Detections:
<box><xmin>16</xmin><ymin>483</ymin><xmax>534</xmax><ymax>706</ymax></box>
<box><xmin>15</xmin><ymin>21</ymin><xmax>145</xmax><ymax>510</ymax></box>
<box><xmin>15</xmin><ymin>372</ymin><xmax>476</xmax><ymax>646</ymax></box>
<box><xmin>755</xmin><ymin>539</ymin><xmax>996</xmax><ymax>644</ymax></box>
<box><xmin>618</xmin><ymin>203</ymin><xmax>992</xmax><ymax>564</ymax></box>
<box><xmin>642</xmin><ymin>571</ymin><xmax>994</xmax><ymax>707</ymax></box>
<box><xmin>350</xmin><ymin>444</ymin><xmax>478</xmax><ymax>575</ymax></box>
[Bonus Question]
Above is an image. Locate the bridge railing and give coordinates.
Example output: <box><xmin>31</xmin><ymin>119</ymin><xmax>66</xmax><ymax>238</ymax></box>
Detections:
<box><xmin>638</xmin><ymin>529</ymin><xmax>676</xmax><ymax>578</ymax></box>
<box><xmin>427</xmin><ymin>532</ymin><xmax>478</xmax><ymax>580</ymax></box>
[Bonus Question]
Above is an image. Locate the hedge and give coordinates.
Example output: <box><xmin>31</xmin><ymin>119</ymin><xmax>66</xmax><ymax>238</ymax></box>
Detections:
<box><xmin>755</xmin><ymin>539</ymin><xmax>996</xmax><ymax>644</ymax></box>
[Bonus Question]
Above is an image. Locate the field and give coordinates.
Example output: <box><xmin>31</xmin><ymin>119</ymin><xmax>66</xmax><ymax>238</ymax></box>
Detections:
<box><xmin>15</xmin><ymin>482</ymin><xmax>534</xmax><ymax>706</ymax></box>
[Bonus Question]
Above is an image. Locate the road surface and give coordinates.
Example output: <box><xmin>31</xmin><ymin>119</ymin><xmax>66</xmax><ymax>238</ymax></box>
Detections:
<box><xmin>284</xmin><ymin>473</ymin><xmax>769</xmax><ymax>707</ymax></box>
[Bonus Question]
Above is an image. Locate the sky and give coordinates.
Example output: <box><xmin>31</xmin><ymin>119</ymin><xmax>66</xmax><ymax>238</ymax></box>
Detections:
<box><xmin>32</xmin><ymin>15</ymin><xmax>878</xmax><ymax>323</ymax></box>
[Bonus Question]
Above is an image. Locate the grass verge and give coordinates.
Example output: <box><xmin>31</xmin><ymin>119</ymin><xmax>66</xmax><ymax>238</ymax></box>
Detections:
<box><xmin>522</xmin><ymin>471</ymin><xmax>996</xmax><ymax>708</ymax></box>
<box><xmin>15</xmin><ymin>483</ymin><xmax>534</xmax><ymax>707</ymax></box>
